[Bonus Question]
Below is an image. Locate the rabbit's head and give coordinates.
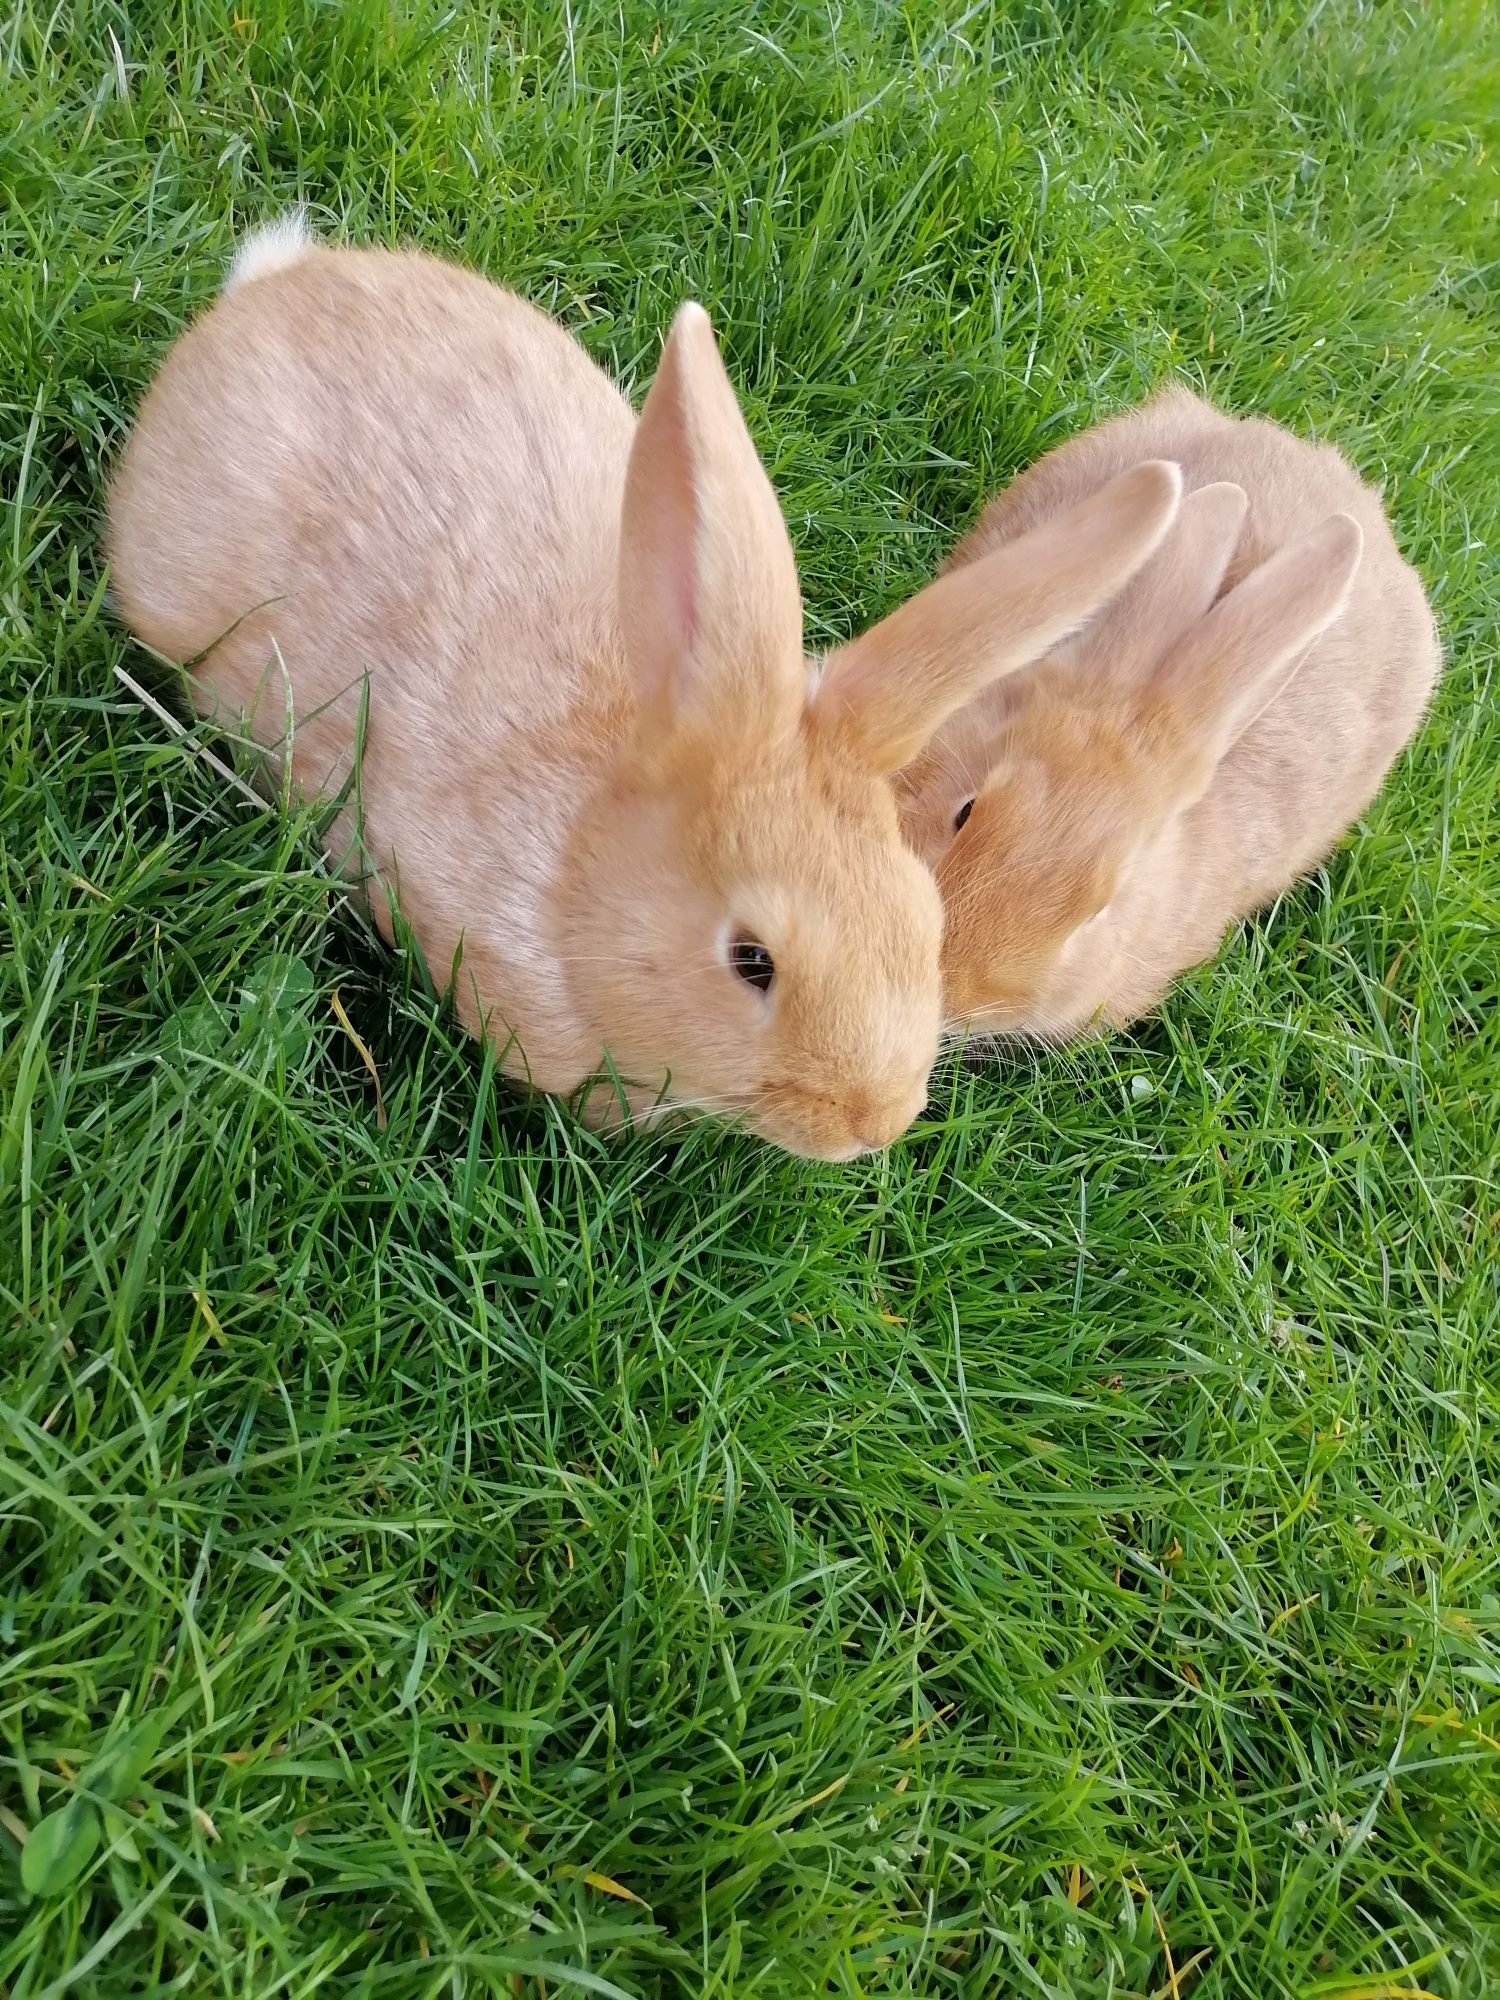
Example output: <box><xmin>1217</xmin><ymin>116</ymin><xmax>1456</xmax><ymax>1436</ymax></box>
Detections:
<box><xmin>897</xmin><ymin>479</ymin><xmax>1364</xmax><ymax>1036</ymax></box>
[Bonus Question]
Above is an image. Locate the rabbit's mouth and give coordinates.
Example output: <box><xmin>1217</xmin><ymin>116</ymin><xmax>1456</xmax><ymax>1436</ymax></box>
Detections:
<box><xmin>755</xmin><ymin>1078</ymin><xmax>930</xmax><ymax>1164</ymax></box>
<box><xmin>631</xmin><ymin>1077</ymin><xmax>925</xmax><ymax>1163</ymax></box>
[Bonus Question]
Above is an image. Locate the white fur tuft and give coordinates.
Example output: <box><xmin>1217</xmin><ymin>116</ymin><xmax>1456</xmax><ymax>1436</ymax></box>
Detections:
<box><xmin>226</xmin><ymin>210</ymin><xmax>313</xmax><ymax>292</ymax></box>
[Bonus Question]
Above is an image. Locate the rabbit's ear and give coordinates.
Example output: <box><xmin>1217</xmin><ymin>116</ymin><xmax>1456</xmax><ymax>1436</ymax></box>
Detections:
<box><xmin>813</xmin><ymin>460</ymin><xmax>1182</xmax><ymax>775</ymax></box>
<box><xmin>619</xmin><ymin>303</ymin><xmax>804</xmax><ymax>755</ymax></box>
<box><xmin>1104</xmin><ymin>481</ymin><xmax>1248</xmax><ymax>681</ymax></box>
<box><xmin>1153</xmin><ymin>512</ymin><xmax>1363</xmax><ymax>760</ymax></box>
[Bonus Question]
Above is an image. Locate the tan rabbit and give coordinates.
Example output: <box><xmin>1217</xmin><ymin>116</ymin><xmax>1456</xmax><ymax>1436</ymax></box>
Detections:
<box><xmin>108</xmin><ymin>221</ymin><xmax>1185</xmax><ymax>1157</ymax></box>
<box><xmin>895</xmin><ymin>386</ymin><xmax>1440</xmax><ymax>1042</ymax></box>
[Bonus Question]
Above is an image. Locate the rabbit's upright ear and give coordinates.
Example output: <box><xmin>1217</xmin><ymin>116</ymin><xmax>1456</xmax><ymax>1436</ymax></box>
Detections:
<box><xmin>619</xmin><ymin>303</ymin><xmax>804</xmax><ymax>757</ymax></box>
<box><xmin>1152</xmin><ymin>512</ymin><xmax>1363</xmax><ymax>761</ymax></box>
<box><xmin>1103</xmin><ymin>481</ymin><xmax>1248</xmax><ymax>682</ymax></box>
<box><xmin>811</xmin><ymin>459</ymin><xmax>1182</xmax><ymax>775</ymax></box>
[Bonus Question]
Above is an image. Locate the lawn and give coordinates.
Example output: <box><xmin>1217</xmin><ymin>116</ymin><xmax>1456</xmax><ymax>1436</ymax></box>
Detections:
<box><xmin>3</xmin><ymin>1</ymin><xmax>1499</xmax><ymax>1994</ymax></box>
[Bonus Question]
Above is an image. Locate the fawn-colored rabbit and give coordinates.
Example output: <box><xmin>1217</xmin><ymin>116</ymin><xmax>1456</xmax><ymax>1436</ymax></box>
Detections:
<box><xmin>108</xmin><ymin>221</ymin><xmax>1184</xmax><ymax>1155</ymax></box>
<box><xmin>895</xmin><ymin>386</ymin><xmax>1439</xmax><ymax>1041</ymax></box>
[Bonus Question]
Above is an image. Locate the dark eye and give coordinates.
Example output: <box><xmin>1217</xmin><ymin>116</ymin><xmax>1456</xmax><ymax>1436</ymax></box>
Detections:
<box><xmin>954</xmin><ymin>798</ymin><xmax>975</xmax><ymax>833</ymax></box>
<box><xmin>730</xmin><ymin>936</ymin><xmax>776</xmax><ymax>993</ymax></box>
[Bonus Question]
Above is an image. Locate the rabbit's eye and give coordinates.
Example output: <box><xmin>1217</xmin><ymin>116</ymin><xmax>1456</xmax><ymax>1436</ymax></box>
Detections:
<box><xmin>730</xmin><ymin>937</ymin><xmax>776</xmax><ymax>993</ymax></box>
<box><xmin>953</xmin><ymin>799</ymin><xmax>975</xmax><ymax>834</ymax></box>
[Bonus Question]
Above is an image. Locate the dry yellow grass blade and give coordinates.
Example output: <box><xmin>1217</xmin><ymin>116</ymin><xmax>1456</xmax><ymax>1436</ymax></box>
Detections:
<box><xmin>330</xmin><ymin>986</ymin><xmax>387</xmax><ymax>1128</ymax></box>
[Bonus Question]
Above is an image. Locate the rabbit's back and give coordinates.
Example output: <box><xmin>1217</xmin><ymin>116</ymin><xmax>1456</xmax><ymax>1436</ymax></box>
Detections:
<box><xmin>108</xmin><ymin>241</ymin><xmax>640</xmax><ymax>1082</ymax></box>
<box><xmin>109</xmin><ymin>243</ymin><xmax>636</xmax><ymax>791</ymax></box>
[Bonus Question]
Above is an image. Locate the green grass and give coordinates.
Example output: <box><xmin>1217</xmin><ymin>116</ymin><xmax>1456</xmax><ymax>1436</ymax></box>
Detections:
<box><xmin>3</xmin><ymin>0</ymin><xmax>1499</xmax><ymax>1993</ymax></box>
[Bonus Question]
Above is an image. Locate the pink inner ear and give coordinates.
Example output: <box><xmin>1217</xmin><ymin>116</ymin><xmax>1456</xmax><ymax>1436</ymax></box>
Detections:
<box><xmin>648</xmin><ymin>386</ymin><xmax>701</xmax><ymax>684</ymax></box>
<box><xmin>670</xmin><ymin>538</ymin><xmax>698</xmax><ymax>659</ymax></box>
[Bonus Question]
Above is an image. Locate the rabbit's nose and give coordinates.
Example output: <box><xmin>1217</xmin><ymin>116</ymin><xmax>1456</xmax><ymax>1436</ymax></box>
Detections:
<box><xmin>849</xmin><ymin>1086</ymin><xmax>929</xmax><ymax>1154</ymax></box>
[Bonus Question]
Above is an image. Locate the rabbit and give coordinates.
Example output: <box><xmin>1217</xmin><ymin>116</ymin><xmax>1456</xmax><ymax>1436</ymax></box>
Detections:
<box><xmin>107</xmin><ymin>221</ymin><xmax>1184</xmax><ymax>1157</ymax></box>
<box><xmin>893</xmin><ymin>385</ymin><xmax>1440</xmax><ymax>1044</ymax></box>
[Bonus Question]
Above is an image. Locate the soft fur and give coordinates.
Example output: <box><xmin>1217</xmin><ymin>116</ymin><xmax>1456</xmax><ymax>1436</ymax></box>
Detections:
<box><xmin>895</xmin><ymin>387</ymin><xmax>1440</xmax><ymax>1040</ymax></box>
<box><xmin>108</xmin><ymin>229</ymin><xmax>1182</xmax><ymax>1157</ymax></box>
